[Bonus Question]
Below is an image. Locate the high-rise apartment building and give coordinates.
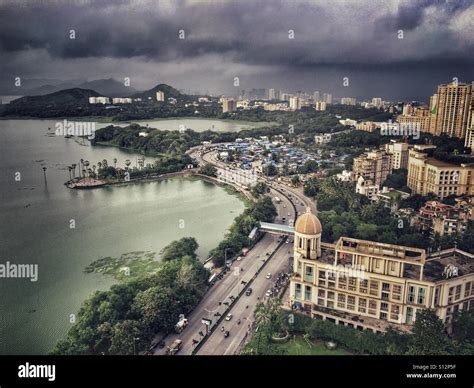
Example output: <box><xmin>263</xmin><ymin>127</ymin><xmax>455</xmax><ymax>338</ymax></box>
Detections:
<box><xmin>323</xmin><ymin>93</ymin><xmax>332</xmax><ymax>104</ymax></box>
<box><xmin>289</xmin><ymin>96</ymin><xmax>301</xmax><ymax>111</ymax></box>
<box><xmin>341</xmin><ymin>97</ymin><xmax>356</xmax><ymax>106</ymax></box>
<box><xmin>385</xmin><ymin>141</ymin><xmax>410</xmax><ymax>170</ymax></box>
<box><xmin>314</xmin><ymin>101</ymin><xmax>327</xmax><ymax>111</ymax></box>
<box><xmin>372</xmin><ymin>97</ymin><xmax>383</xmax><ymax>109</ymax></box>
<box><xmin>268</xmin><ymin>88</ymin><xmax>276</xmax><ymax>100</ymax></box>
<box><xmin>407</xmin><ymin>145</ymin><xmax>474</xmax><ymax>199</ymax></box>
<box><xmin>352</xmin><ymin>149</ymin><xmax>393</xmax><ymax>187</ymax></box>
<box><xmin>222</xmin><ymin>98</ymin><xmax>237</xmax><ymax>113</ymax></box>
<box><xmin>313</xmin><ymin>91</ymin><xmax>320</xmax><ymax>102</ymax></box>
<box><xmin>431</xmin><ymin>81</ymin><xmax>472</xmax><ymax>138</ymax></box>
<box><xmin>156</xmin><ymin>91</ymin><xmax>165</xmax><ymax>102</ymax></box>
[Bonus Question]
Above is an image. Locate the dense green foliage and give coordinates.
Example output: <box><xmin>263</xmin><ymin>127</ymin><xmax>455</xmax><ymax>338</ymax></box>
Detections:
<box><xmin>199</xmin><ymin>164</ymin><xmax>217</xmax><ymax>177</ymax></box>
<box><xmin>211</xmin><ymin>196</ymin><xmax>277</xmax><ymax>267</ymax></box>
<box><xmin>52</xmin><ymin>238</ymin><xmax>208</xmax><ymax>355</ymax></box>
<box><xmin>245</xmin><ymin>308</ymin><xmax>473</xmax><ymax>355</ymax></box>
<box><xmin>250</xmin><ymin>182</ymin><xmax>269</xmax><ymax>198</ymax></box>
<box><xmin>382</xmin><ymin>169</ymin><xmax>410</xmax><ymax>191</ymax></box>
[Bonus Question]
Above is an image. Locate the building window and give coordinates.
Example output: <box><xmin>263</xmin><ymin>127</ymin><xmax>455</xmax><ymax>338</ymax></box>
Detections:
<box><xmin>382</xmin><ymin>282</ymin><xmax>390</xmax><ymax>291</ymax></box>
<box><xmin>327</xmin><ymin>291</ymin><xmax>335</xmax><ymax>300</ymax></box>
<box><xmin>406</xmin><ymin>307</ymin><xmax>414</xmax><ymax>324</ymax></box>
<box><xmin>408</xmin><ymin>286</ymin><xmax>416</xmax><ymax>304</ymax></box>
<box><xmin>368</xmin><ymin>300</ymin><xmax>377</xmax><ymax>315</ymax></box>
<box><xmin>337</xmin><ymin>293</ymin><xmax>346</xmax><ymax>308</ymax></box>
<box><xmin>305</xmin><ymin>285</ymin><xmax>312</xmax><ymax>301</ymax></box>
<box><xmin>465</xmin><ymin>282</ymin><xmax>472</xmax><ymax>298</ymax></box>
<box><xmin>392</xmin><ymin>285</ymin><xmax>402</xmax><ymax>301</ymax></box>
<box><xmin>359</xmin><ymin>279</ymin><xmax>368</xmax><ymax>294</ymax></box>
<box><xmin>319</xmin><ymin>270</ymin><xmax>326</xmax><ymax>279</ymax></box>
<box><xmin>295</xmin><ymin>283</ymin><xmax>302</xmax><ymax>299</ymax></box>
<box><xmin>327</xmin><ymin>300</ymin><xmax>334</xmax><ymax>308</ymax></box>
<box><xmin>305</xmin><ymin>266</ymin><xmax>314</xmax><ymax>282</ymax></box>
<box><xmin>370</xmin><ymin>280</ymin><xmax>379</xmax><ymax>296</ymax></box>
<box><xmin>455</xmin><ymin>285</ymin><xmax>461</xmax><ymax>300</ymax></box>
<box><xmin>338</xmin><ymin>277</ymin><xmax>347</xmax><ymax>290</ymax></box>
<box><xmin>434</xmin><ymin>287</ymin><xmax>440</xmax><ymax>306</ymax></box>
<box><xmin>318</xmin><ymin>289</ymin><xmax>325</xmax><ymax>298</ymax></box>
<box><xmin>318</xmin><ymin>279</ymin><xmax>326</xmax><ymax>287</ymax></box>
<box><xmin>418</xmin><ymin>287</ymin><xmax>426</xmax><ymax>305</ymax></box>
<box><xmin>348</xmin><ymin>277</ymin><xmax>357</xmax><ymax>291</ymax></box>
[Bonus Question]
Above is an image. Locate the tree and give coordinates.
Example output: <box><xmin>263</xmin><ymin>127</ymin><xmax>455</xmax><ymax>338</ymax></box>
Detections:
<box><xmin>263</xmin><ymin>164</ymin><xmax>278</xmax><ymax>176</ymax></box>
<box><xmin>250</xmin><ymin>182</ymin><xmax>268</xmax><ymax>198</ymax></box>
<box><xmin>303</xmin><ymin>177</ymin><xmax>320</xmax><ymax>197</ymax></box>
<box><xmin>161</xmin><ymin>237</ymin><xmax>198</xmax><ymax>261</ymax></box>
<box><xmin>407</xmin><ymin>309</ymin><xmax>448</xmax><ymax>355</ymax></box>
<box><xmin>199</xmin><ymin>163</ymin><xmax>217</xmax><ymax>177</ymax></box>
<box><xmin>109</xmin><ymin>320</ymin><xmax>142</xmax><ymax>355</ymax></box>
<box><xmin>291</xmin><ymin>175</ymin><xmax>301</xmax><ymax>187</ymax></box>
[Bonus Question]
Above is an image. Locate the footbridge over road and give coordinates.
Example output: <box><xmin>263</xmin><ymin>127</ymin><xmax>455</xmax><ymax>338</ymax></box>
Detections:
<box><xmin>259</xmin><ymin>221</ymin><xmax>295</xmax><ymax>236</ymax></box>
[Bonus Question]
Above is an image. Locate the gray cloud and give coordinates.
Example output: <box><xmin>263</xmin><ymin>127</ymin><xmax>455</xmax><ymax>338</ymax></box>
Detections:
<box><xmin>0</xmin><ymin>0</ymin><xmax>473</xmax><ymax>99</ymax></box>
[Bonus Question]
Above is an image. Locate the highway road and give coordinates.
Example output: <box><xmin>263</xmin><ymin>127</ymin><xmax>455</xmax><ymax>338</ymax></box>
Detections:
<box><xmin>151</xmin><ymin>146</ymin><xmax>311</xmax><ymax>355</ymax></box>
<box><xmin>197</xmin><ymin>241</ymin><xmax>293</xmax><ymax>355</ymax></box>
<box><xmin>153</xmin><ymin>183</ymin><xmax>295</xmax><ymax>355</ymax></box>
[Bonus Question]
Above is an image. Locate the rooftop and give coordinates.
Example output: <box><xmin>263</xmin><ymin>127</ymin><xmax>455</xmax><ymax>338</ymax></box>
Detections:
<box><xmin>423</xmin><ymin>248</ymin><xmax>474</xmax><ymax>282</ymax></box>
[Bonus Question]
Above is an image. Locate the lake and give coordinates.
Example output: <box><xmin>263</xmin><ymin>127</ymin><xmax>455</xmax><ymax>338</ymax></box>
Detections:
<box><xmin>0</xmin><ymin>119</ymin><xmax>245</xmax><ymax>354</ymax></box>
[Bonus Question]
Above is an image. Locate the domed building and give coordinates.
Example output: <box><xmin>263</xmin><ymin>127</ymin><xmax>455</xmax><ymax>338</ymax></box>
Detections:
<box><xmin>293</xmin><ymin>207</ymin><xmax>322</xmax><ymax>260</ymax></box>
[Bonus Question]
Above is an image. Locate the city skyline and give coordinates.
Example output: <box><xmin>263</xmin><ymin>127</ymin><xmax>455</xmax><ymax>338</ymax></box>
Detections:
<box><xmin>1</xmin><ymin>0</ymin><xmax>474</xmax><ymax>100</ymax></box>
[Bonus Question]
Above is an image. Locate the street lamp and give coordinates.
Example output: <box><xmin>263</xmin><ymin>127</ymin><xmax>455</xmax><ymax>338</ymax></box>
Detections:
<box><xmin>133</xmin><ymin>337</ymin><xmax>140</xmax><ymax>355</ymax></box>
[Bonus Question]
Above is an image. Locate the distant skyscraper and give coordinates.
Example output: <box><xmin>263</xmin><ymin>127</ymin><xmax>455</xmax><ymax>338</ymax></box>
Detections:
<box><xmin>341</xmin><ymin>97</ymin><xmax>356</xmax><ymax>105</ymax></box>
<box><xmin>268</xmin><ymin>88</ymin><xmax>276</xmax><ymax>100</ymax></box>
<box><xmin>156</xmin><ymin>91</ymin><xmax>165</xmax><ymax>102</ymax></box>
<box><xmin>372</xmin><ymin>97</ymin><xmax>383</xmax><ymax>109</ymax></box>
<box><xmin>323</xmin><ymin>93</ymin><xmax>332</xmax><ymax>104</ymax></box>
<box><xmin>222</xmin><ymin>98</ymin><xmax>237</xmax><ymax>113</ymax></box>
<box><xmin>314</xmin><ymin>101</ymin><xmax>326</xmax><ymax>111</ymax></box>
<box><xmin>432</xmin><ymin>81</ymin><xmax>472</xmax><ymax>138</ymax></box>
<box><xmin>313</xmin><ymin>91</ymin><xmax>320</xmax><ymax>102</ymax></box>
<box><xmin>289</xmin><ymin>96</ymin><xmax>301</xmax><ymax>111</ymax></box>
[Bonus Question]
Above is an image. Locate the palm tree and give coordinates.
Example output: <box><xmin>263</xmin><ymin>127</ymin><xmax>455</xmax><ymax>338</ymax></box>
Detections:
<box><xmin>102</xmin><ymin>159</ymin><xmax>108</xmax><ymax>169</ymax></box>
<box><xmin>79</xmin><ymin>159</ymin><xmax>84</xmax><ymax>177</ymax></box>
<box><xmin>254</xmin><ymin>298</ymin><xmax>280</xmax><ymax>354</ymax></box>
<box><xmin>42</xmin><ymin>166</ymin><xmax>47</xmax><ymax>184</ymax></box>
<box><xmin>125</xmin><ymin>159</ymin><xmax>131</xmax><ymax>170</ymax></box>
<box><xmin>83</xmin><ymin>160</ymin><xmax>90</xmax><ymax>177</ymax></box>
<box><xmin>113</xmin><ymin>158</ymin><xmax>117</xmax><ymax>168</ymax></box>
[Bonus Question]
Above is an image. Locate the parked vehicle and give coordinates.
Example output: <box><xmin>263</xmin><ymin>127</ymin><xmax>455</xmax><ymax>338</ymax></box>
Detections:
<box><xmin>266</xmin><ymin>273</ymin><xmax>272</xmax><ymax>279</ymax></box>
<box><xmin>174</xmin><ymin>318</ymin><xmax>189</xmax><ymax>333</ymax></box>
<box><xmin>166</xmin><ymin>339</ymin><xmax>183</xmax><ymax>355</ymax></box>
<box><xmin>225</xmin><ymin>313</ymin><xmax>233</xmax><ymax>321</ymax></box>
<box><xmin>245</xmin><ymin>287</ymin><xmax>253</xmax><ymax>296</ymax></box>
<box><xmin>224</xmin><ymin>330</ymin><xmax>230</xmax><ymax>338</ymax></box>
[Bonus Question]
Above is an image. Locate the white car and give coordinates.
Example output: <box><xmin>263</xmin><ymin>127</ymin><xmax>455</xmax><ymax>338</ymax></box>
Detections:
<box><xmin>287</xmin><ymin>212</ymin><xmax>291</xmax><ymax>216</ymax></box>
<box><xmin>236</xmin><ymin>256</ymin><xmax>242</xmax><ymax>261</ymax></box>
<box><xmin>266</xmin><ymin>273</ymin><xmax>272</xmax><ymax>279</ymax></box>
<box><xmin>265</xmin><ymin>290</ymin><xmax>273</xmax><ymax>297</ymax></box>
<box><xmin>225</xmin><ymin>314</ymin><xmax>233</xmax><ymax>321</ymax></box>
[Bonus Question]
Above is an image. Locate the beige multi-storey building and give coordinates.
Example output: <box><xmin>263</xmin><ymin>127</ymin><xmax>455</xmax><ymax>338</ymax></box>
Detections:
<box><xmin>352</xmin><ymin>148</ymin><xmax>392</xmax><ymax>187</ymax></box>
<box><xmin>355</xmin><ymin>121</ymin><xmax>379</xmax><ymax>133</ymax></box>
<box><xmin>431</xmin><ymin>81</ymin><xmax>472</xmax><ymax>139</ymax></box>
<box><xmin>289</xmin><ymin>209</ymin><xmax>474</xmax><ymax>332</ymax></box>
<box><xmin>385</xmin><ymin>141</ymin><xmax>410</xmax><ymax>170</ymax></box>
<box><xmin>222</xmin><ymin>98</ymin><xmax>237</xmax><ymax>113</ymax></box>
<box><xmin>407</xmin><ymin>145</ymin><xmax>474</xmax><ymax>199</ymax></box>
<box><xmin>463</xmin><ymin>93</ymin><xmax>474</xmax><ymax>152</ymax></box>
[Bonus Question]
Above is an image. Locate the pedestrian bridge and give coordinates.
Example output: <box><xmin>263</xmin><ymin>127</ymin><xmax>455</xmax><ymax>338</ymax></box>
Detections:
<box><xmin>258</xmin><ymin>222</ymin><xmax>295</xmax><ymax>235</ymax></box>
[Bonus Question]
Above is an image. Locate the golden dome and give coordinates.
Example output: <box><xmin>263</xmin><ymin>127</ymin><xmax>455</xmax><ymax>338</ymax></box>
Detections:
<box><xmin>295</xmin><ymin>208</ymin><xmax>322</xmax><ymax>235</ymax></box>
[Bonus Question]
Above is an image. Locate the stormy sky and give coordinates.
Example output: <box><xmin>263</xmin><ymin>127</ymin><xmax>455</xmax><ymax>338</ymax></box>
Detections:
<box><xmin>0</xmin><ymin>0</ymin><xmax>473</xmax><ymax>101</ymax></box>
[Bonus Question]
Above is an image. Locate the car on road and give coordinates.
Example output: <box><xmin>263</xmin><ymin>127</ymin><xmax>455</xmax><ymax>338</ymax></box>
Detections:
<box><xmin>166</xmin><ymin>339</ymin><xmax>183</xmax><ymax>355</ymax></box>
<box><xmin>225</xmin><ymin>313</ymin><xmax>233</xmax><ymax>321</ymax></box>
<box><xmin>246</xmin><ymin>287</ymin><xmax>253</xmax><ymax>296</ymax></box>
<box><xmin>266</xmin><ymin>273</ymin><xmax>272</xmax><ymax>279</ymax></box>
<box><xmin>287</xmin><ymin>212</ymin><xmax>291</xmax><ymax>216</ymax></box>
<box><xmin>265</xmin><ymin>290</ymin><xmax>273</xmax><ymax>297</ymax></box>
<box><xmin>224</xmin><ymin>330</ymin><xmax>230</xmax><ymax>338</ymax></box>
<box><xmin>236</xmin><ymin>256</ymin><xmax>242</xmax><ymax>261</ymax></box>
<box><xmin>283</xmin><ymin>204</ymin><xmax>286</xmax><ymax>208</ymax></box>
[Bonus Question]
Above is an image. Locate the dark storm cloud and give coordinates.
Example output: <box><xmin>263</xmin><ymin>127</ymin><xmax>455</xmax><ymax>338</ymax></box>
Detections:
<box><xmin>1</xmin><ymin>0</ymin><xmax>473</xmax><ymax>63</ymax></box>
<box><xmin>0</xmin><ymin>0</ymin><xmax>473</xmax><ymax>99</ymax></box>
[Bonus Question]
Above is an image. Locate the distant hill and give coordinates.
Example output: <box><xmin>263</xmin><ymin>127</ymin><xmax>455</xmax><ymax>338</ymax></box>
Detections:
<box><xmin>1</xmin><ymin>88</ymin><xmax>103</xmax><ymax>118</ymax></box>
<box><xmin>9</xmin><ymin>88</ymin><xmax>101</xmax><ymax>105</ymax></box>
<box><xmin>77</xmin><ymin>79</ymin><xmax>137</xmax><ymax>97</ymax></box>
<box><xmin>132</xmin><ymin>83</ymin><xmax>182</xmax><ymax>100</ymax></box>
